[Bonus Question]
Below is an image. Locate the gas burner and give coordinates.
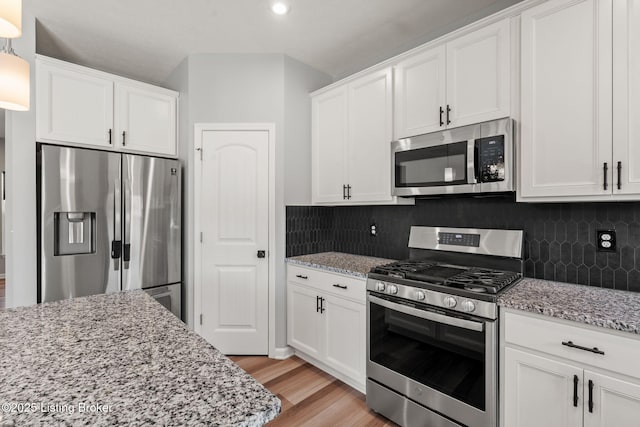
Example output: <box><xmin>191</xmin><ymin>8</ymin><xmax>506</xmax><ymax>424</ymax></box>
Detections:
<box><xmin>371</xmin><ymin>260</ymin><xmax>437</xmax><ymax>279</ymax></box>
<box><xmin>446</xmin><ymin>268</ymin><xmax>521</xmax><ymax>294</ymax></box>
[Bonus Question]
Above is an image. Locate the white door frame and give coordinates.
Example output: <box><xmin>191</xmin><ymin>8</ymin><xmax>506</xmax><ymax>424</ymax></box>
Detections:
<box><xmin>193</xmin><ymin>123</ymin><xmax>276</xmax><ymax>357</ymax></box>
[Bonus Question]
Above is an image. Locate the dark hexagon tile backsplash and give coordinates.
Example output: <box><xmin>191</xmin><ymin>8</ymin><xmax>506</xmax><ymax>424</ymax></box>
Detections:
<box><xmin>286</xmin><ymin>195</ymin><xmax>640</xmax><ymax>292</ymax></box>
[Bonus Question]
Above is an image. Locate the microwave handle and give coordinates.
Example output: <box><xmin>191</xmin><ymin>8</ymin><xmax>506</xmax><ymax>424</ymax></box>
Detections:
<box><xmin>467</xmin><ymin>140</ymin><xmax>478</xmax><ymax>184</ymax></box>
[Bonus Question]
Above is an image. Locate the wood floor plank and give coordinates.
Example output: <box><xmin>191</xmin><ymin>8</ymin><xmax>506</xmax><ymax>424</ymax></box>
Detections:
<box><xmin>264</xmin><ymin>363</ymin><xmax>336</xmax><ymax>405</ymax></box>
<box><xmin>233</xmin><ymin>356</ymin><xmax>396</xmax><ymax>426</ymax></box>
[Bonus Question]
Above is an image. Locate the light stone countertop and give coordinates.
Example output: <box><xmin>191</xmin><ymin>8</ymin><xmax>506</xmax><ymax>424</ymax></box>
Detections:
<box><xmin>499</xmin><ymin>278</ymin><xmax>640</xmax><ymax>335</ymax></box>
<box><xmin>0</xmin><ymin>291</ymin><xmax>280</xmax><ymax>426</ymax></box>
<box><xmin>286</xmin><ymin>251</ymin><xmax>395</xmax><ymax>278</ymax></box>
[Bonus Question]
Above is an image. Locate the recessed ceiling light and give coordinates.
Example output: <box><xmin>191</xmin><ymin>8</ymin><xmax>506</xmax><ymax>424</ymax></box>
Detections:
<box><xmin>271</xmin><ymin>2</ymin><xmax>290</xmax><ymax>15</ymax></box>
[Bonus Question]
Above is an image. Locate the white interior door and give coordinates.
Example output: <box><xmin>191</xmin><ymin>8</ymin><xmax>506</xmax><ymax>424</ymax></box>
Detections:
<box><xmin>199</xmin><ymin>129</ymin><xmax>269</xmax><ymax>355</ymax></box>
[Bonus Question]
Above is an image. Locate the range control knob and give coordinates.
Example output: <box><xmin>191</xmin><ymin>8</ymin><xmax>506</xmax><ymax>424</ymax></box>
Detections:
<box><xmin>415</xmin><ymin>291</ymin><xmax>426</xmax><ymax>301</ymax></box>
<box><xmin>461</xmin><ymin>300</ymin><xmax>476</xmax><ymax>313</ymax></box>
<box><xmin>375</xmin><ymin>282</ymin><xmax>386</xmax><ymax>292</ymax></box>
<box><xmin>387</xmin><ymin>284</ymin><xmax>399</xmax><ymax>295</ymax></box>
<box><xmin>443</xmin><ymin>296</ymin><xmax>457</xmax><ymax>308</ymax></box>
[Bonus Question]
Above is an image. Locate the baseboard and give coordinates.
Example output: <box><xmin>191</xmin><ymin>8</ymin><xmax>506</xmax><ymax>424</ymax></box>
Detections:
<box><xmin>270</xmin><ymin>346</ymin><xmax>294</xmax><ymax>360</ymax></box>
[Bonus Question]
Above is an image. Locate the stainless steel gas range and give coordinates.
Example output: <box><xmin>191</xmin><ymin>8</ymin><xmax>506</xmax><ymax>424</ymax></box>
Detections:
<box><xmin>366</xmin><ymin>226</ymin><xmax>524</xmax><ymax>427</ymax></box>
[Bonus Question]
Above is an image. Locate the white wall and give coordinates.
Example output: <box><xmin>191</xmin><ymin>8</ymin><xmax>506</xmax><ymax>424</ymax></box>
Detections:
<box><xmin>164</xmin><ymin>53</ymin><xmax>330</xmax><ymax>349</ymax></box>
<box><xmin>5</xmin><ymin>13</ymin><xmax>37</xmax><ymax>308</ymax></box>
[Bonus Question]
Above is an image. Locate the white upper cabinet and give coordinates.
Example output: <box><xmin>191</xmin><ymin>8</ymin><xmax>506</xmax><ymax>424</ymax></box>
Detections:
<box><xmin>36</xmin><ymin>60</ymin><xmax>114</xmax><ymax>147</ymax></box>
<box><xmin>311</xmin><ymin>85</ymin><xmax>348</xmax><ymax>203</ymax></box>
<box><xmin>115</xmin><ymin>83</ymin><xmax>177</xmax><ymax>156</ymax></box>
<box><xmin>347</xmin><ymin>68</ymin><xmax>393</xmax><ymax>203</ymax></box>
<box><xmin>312</xmin><ymin>68</ymin><xmax>409</xmax><ymax>205</ymax></box>
<box><xmin>612</xmin><ymin>0</ymin><xmax>640</xmax><ymax>195</ymax></box>
<box><xmin>394</xmin><ymin>19</ymin><xmax>511</xmax><ymax>139</ymax></box>
<box><xmin>446</xmin><ymin>19</ymin><xmax>511</xmax><ymax>128</ymax></box>
<box><xmin>394</xmin><ymin>45</ymin><xmax>446</xmax><ymax>137</ymax></box>
<box><xmin>36</xmin><ymin>56</ymin><xmax>178</xmax><ymax>157</ymax></box>
<box><xmin>519</xmin><ymin>0</ymin><xmax>612</xmax><ymax>200</ymax></box>
<box><xmin>519</xmin><ymin>0</ymin><xmax>640</xmax><ymax>202</ymax></box>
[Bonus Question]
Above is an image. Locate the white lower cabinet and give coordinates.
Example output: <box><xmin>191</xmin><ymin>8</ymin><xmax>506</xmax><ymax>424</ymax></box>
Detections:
<box><xmin>286</xmin><ymin>265</ymin><xmax>366</xmax><ymax>392</ymax></box>
<box><xmin>502</xmin><ymin>310</ymin><xmax>640</xmax><ymax>427</ymax></box>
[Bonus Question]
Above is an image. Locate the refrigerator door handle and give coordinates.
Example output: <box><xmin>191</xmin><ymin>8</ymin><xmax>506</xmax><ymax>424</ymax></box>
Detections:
<box><xmin>123</xmin><ymin>179</ymin><xmax>132</xmax><ymax>267</ymax></box>
<box><xmin>111</xmin><ymin>179</ymin><xmax>122</xmax><ymax>261</ymax></box>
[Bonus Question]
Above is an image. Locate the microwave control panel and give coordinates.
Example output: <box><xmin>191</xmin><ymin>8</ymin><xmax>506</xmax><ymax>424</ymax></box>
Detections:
<box><xmin>476</xmin><ymin>135</ymin><xmax>505</xmax><ymax>183</ymax></box>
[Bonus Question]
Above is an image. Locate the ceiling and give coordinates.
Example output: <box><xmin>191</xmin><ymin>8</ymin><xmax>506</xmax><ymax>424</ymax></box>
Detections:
<box><xmin>27</xmin><ymin>0</ymin><xmax>523</xmax><ymax>86</ymax></box>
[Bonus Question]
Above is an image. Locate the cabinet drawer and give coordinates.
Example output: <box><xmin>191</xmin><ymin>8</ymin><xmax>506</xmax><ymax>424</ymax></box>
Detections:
<box><xmin>287</xmin><ymin>265</ymin><xmax>366</xmax><ymax>303</ymax></box>
<box><xmin>504</xmin><ymin>310</ymin><xmax>640</xmax><ymax>379</ymax></box>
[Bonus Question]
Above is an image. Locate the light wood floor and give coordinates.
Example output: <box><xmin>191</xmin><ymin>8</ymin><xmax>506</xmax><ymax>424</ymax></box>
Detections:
<box><xmin>230</xmin><ymin>356</ymin><xmax>397</xmax><ymax>426</ymax></box>
<box><xmin>0</xmin><ymin>278</ymin><xmax>5</xmax><ymax>309</ymax></box>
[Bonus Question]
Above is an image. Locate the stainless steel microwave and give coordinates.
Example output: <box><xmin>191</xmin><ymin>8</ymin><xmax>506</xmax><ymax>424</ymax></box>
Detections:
<box><xmin>392</xmin><ymin>118</ymin><xmax>514</xmax><ymax>197</ymax></box>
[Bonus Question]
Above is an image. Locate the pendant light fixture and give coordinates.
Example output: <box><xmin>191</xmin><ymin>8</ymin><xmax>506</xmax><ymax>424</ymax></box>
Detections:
<box><xmin>0</xmin><ymin>0</ymin><xmax>29</xmax><ymax>111</ymax></box>
<box><xmin>0</xmin><ymin>38</ymin><xmax>29</xmax><ymax>111</ymax></box>
<box><xmin>0</xmin><ymin>0</ymin><xmax>22</xmax><ymax>38</ymax></box>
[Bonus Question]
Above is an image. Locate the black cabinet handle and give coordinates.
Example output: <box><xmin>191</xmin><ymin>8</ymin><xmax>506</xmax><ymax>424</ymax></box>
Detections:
<box><xmin>573</xmin><ymin>375</ymin><xmax>579</xmax><ymax>407</ymax></box>
<box><xmin>108</xmin><ymin>128</ymin><xmax>112</xmax><ymax>144</ymax></box>
<box><xmin>342</xmin><ymin>185</ymin><xmax>347</xmax><ymax>200</ymax></box>
<box><xmin>320</xmin><ymin>297</ymin><xmax>325</xmax><ymax>313</ymax></box>
<box><xmin>122</xmin><ymin>131</ymin><xmax>127</xmax><ymax>146</ymax></box>
<box><xmin>603</xmin><ymin>162</ymin><xmax>608</xmax><ymax>190</ymax></box>
<box><xmin>446</xmin><ymin>105</ymin><xmax>451</xmax><ymax>125</ymax></box>
<box><xmin>316</xmin><ymin>296</ymin><xmax>320</xmax><ymax>313</ymax></box>
<box><xmin>333</xmin><ymin>284</ymin><xmax>348</xmax><ymax>290</ymax></box>
<box><xmin>562</xmin><ymin>341</ymin><xmax>605</xmax><ymax>355</ymax></box>
<box><xmin>617</xmin><ymin>161</ymin><xmax>622</xmax><ymax>190</ymax></box>
<box><xmin>588</xmin><ymin>379</ymin><xmax>594</xmax><ymax>413</ymax></box>
<box><xmin>439</xmin><ymin>106</ymin><xmax>444</xmax><ymax>126</ymax></box>
<box><xmin>347</xmin><ymin>185</ymin><xmax>352</xmax><ymax>200</ymax></box>
<box><xmin>295</xmin><ymin>274</ymin><xmax>308</xmax><ymax>280</ymax></box>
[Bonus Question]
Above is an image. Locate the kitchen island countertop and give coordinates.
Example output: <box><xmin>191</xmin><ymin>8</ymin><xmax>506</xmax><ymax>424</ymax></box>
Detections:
<box><xmin>499</xmin><ymin>278</ymin><xmax>640</xmax><ymax>335</ymax></box>
<box><xmin>286</xmin><ymin>251</ymin><xmax>395</xmax><ymax>278</ymax></box>
<box><xmin>0</xmin><ymin>291</ymin><xmax>280</xmax><ymax>426</ymax></box>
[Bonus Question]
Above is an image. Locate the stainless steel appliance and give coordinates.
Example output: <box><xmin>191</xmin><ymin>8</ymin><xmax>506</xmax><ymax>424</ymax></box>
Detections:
<box><xmin>392</xmin><ymin>118</ymin><xmax>514</xmax><ymax>197</ymax></box>
<box><xmin>366</xmin><ymin>226</ymin><xmax>524</xmax><ymax>427</ymax></box>
<box><xmin>37</xmin><ymin>144</ymin><xmax>182</xmax><ymax>318</ymax></box>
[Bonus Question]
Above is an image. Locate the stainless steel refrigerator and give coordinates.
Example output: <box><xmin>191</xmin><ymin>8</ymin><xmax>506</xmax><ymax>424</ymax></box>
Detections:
<box><xmin>37</xmin><ymin>144</ymin><xmax>181</xmax><ymax>318</ymax></box>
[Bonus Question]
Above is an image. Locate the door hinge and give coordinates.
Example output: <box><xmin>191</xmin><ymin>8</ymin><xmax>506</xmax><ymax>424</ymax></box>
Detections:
<box><xmin>196</xmin><ymin>147</ymin><xmax>203</xmax><ymax>160</ymax></box>
<box><xmin>200</xmin><ymin>314</ymin><xmax>203</xmax><ymax>325</ymax></box>
<box><xmin>200</xmin><ymin>232</ymin><xmax>203</xmax><ymax>243</ymax></box>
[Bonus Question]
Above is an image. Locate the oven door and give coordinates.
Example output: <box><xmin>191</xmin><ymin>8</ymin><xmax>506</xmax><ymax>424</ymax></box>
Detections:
<box><xmin>367</xmin><ymin>293</ymin><xmax>496</xmax><ymax>427</ymax></box>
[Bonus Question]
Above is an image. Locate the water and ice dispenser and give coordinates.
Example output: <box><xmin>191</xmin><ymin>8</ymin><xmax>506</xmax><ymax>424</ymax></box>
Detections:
<box><xmin>54</xmin><ymin>212</ymin><xmax>96</xmax><ymax>255</ymax></box>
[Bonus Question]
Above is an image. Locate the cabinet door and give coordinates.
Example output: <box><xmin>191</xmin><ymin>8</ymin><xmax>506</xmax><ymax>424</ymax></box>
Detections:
<box><xmin>504</xmin><ymin>347</ymin><xmax>583</xmax><ymax>427</ymax></box>
<box><xmin>584</xmin><ymin>371</ymin><xmax>640</xmax><ymax>427</ymax></box>
<box><xmin>446</xmin><ymin>19</ymin><xmax>510</xmax><ymax>128</ymax></box>
<box><xmin>115</xmin><ymin>83</ymin><xmax>177</xmax><ymax>156</ymax></box>
<box><xmin>323</xmin><ymin>294</ymin><xmax>365</xmax><ymax>384</ymax></box>
<box><xmin>613</xmin><ymin>0</ymin><xmax>640</xmax><ymax>195</ymax></box>
<box><xmin>520</xmin><ymin>0</ymin><xmax>613</xmax><ymax>198</ymax></box>
<box><xmin>347</xmin><ymin>68</ymin><xmax>393</xmax><ymax>203</ymax></box>
<box><xmin>312</xmin><ymin>86</ymin><xmax>348</xmax><ymax>203</ymax></box>
<box><xmin>36</xmin><ymin>60</ymin><xmax>114</xmax><ymax>147</ymax></box>
<box><xmin>287</xmin><ymin>283</ymin><xmax>323</xmax><ymax>359</ymax></box>
<box><xmin>394</xmin><ymin>45</ymin><xmax>446</xmax><ymax>138</ymax></box>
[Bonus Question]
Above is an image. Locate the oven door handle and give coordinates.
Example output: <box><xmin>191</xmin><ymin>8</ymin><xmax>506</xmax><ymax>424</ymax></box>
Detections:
<box><xmin>368</xmin><ymin>295</ymin><xmax>485</xmax><ymax>332</ymax></box>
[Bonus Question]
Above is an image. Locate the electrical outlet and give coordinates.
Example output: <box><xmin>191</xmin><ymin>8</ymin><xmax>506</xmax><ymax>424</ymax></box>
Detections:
<box><xmin>597</xmin><ymin>229</ymin><xmax>616</xmax><ymax>252</ymax></box>
<box><xmin>370</xmin><ymin>224</ymin><xmax>377</xmax><ymax>237</ymax></box>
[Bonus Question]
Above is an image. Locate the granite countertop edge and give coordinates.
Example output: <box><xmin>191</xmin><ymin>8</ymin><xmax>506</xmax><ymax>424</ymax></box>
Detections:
<box><xmin>498</xmin><ymin>277</ymin><xmax>640</xmax><ymax>335</ymax></box>
<box><xmin>286</xmin><ymin>252</ymin><xmax>395</xmax><ymax>278</ymax></box>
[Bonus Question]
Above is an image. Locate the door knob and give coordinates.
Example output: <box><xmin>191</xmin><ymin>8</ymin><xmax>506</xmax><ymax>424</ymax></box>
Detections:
<box><xmin>257</xmin><ymin>250</ymin><xmax>266</xmax><ymax>258</ymax></box>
